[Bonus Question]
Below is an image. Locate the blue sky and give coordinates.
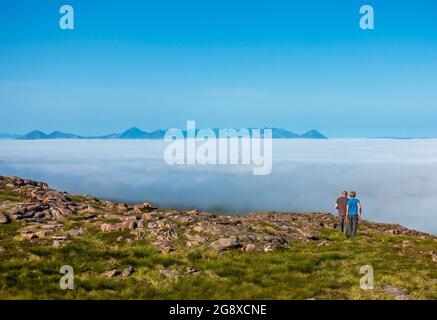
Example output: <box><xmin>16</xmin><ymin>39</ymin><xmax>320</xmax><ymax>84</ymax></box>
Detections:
<box><xmin>0</xmin><ymin>0</ymin><xmax>436</xmax><ymax>137</ymax></box>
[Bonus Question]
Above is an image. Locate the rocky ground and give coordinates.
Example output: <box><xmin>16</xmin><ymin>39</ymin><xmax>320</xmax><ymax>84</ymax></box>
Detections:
<box><xmin>0</xmin><ymin>175</ymin><xmax>431</xmax><ymax>253</ymax></box>
<box><xmin>0</xmin><ymin>175</ymin><xmax>436</xmax><ymax>300</ymax></box>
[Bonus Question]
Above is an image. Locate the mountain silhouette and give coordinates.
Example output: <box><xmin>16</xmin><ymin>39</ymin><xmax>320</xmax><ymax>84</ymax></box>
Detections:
<box><xmin>13</xmin><ymin>128</ymin><xmax>328</xmax><ymax>140</ymax></box>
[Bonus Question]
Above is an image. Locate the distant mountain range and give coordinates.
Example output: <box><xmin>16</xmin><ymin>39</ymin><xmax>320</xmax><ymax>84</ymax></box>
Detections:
<box><xmin>1</xmin><ymin>127</ymin><xmax>328</xmax><ymax>140</ymax></box>
<box><xmin>0</xmin><ymin>133</ymin><xmax>20</xmax><ymax>139</ymax></box>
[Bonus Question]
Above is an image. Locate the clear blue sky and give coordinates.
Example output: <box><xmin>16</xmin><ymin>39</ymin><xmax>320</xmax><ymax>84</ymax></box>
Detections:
<box><xmin>1</xmin><ymin>0</ymin><xmax>436</xmax><ymax>137</ymax></box>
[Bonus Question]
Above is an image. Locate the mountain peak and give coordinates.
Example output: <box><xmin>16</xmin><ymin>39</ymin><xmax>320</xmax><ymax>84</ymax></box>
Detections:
<box><xmin>300</xmin><ymin>130</ymin><xmax>328</xmax><ymax>139</ymax></box>
<box><xmin>120</xmin><ymin>127</ymin><xmax>146</xmax><ymax>139</ymax></box>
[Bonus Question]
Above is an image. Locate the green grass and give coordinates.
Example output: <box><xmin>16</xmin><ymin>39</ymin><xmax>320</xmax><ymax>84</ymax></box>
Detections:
<box><xmin>0</xmin><ymin>186</ymin><xmax>26</xmax><ymax>202</ymax></box>
<box><xmin>0</xmin><ymin>222</ymin><xmax>436</xmax><ymax>300</ymax></box>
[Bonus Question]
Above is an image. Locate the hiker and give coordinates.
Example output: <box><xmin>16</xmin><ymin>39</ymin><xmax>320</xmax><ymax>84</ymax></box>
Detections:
<box><xmin>335</xmin><ymin>191</ymin><xmax>348</xmax><ymax>234</ymax></box>
<box><xmin>346</xmin><ymin>191</ymin><xmax>362</xmax><ymax>239</ymax></box>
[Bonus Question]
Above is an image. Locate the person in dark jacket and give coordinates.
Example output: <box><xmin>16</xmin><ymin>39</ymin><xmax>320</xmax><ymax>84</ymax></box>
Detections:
<box><xmin>335</xmin><ymin>191</ymin><xmax>348</xmax><ymax>234</ymax></box>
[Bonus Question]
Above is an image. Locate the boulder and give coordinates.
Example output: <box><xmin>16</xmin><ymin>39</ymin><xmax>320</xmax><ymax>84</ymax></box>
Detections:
<box><xmin>84</xmin><ymin>206</ymin><xmax>97</xmax><ymax>214</ymax></box>
<box><xmin>83</xmin><ymin>212</ymin><xmax>97</xmax><ymax>219</ymax></box>
<box><xmin>382</xmin><ymin>285</ymin><xmax>415</xmax><ymax>300</ymax></box>
<box><xmin>153</xmin><ymin>240</ymin><xmax>173</xmax><ymax>254</ymax></box>
<box><xmin>428</xmin><ymin>250</ymin><xmax>437</xmax><ymax>263</ymax></box>
<box><xmin>102</xmin><ymin>269</ymin><xmax>118</xmax><ymax>278</ymax></box>
<box><xmin>243</xmin><ymin>243</ymin><xmax>257</xmax><ymax>253</ymax></box>
<box><xmin>121</xmin><ymin>266</ymin><xmax>134</xmax><ymax>278</ymax></box>
<box><xmin>133</xmin><ymin>202</ymin><xmax>157</xmax><ymax>212</ymax></box>
<box><xmin>185</xmin><ymin>266</ymin><xmax>202</xmax><ymax>275</ymax></box>
<box><xmin>160</xmin><ymin>269</ymin><xmax>179</xmax><ymax>278</ymax></box>
<box><xmin>117</xmin><ymin>203</ymin><xmax>129</xmax><ymax>212</ymax></box>
<box><xmin>263</xmin><ymin>244</ymin><xmax>274</xmax><ymax>252</ymax></box>
<box><xmin>68</xmin><ymin>228</ymin><xmax>86</xmax><ymax>238</ymax></box>
<box><xmin>147</xmin><ymin>221</ymin><xmax>157</xmax><ymax>229</ymax></box>
<box><xmin>35</xmin><ymin>230</ymin><xmax>50</xmax><ymax>239</ymax></box>
<box><xmin>210</xmin><ymin>238</ymin><xmax>241</xmax><ymax>251</ymax></box>
<box><xmin>0</xmin><ymin>213</ymin><xmax>9</xmax><ymax>224</ymax></box>
<box><xmin>100</xmin><ymin>223</ymin><xmax>125</xmax><ymax>233</ymax></box>
<box><xmin>21</xmin><ymin>232</ymin><xmax>37</xmax><ymax>240</ymax></box>
<box><xmin>52</xmin><ymin>240</ymin><xmax>63</xmax><ymax>248</ymax></box>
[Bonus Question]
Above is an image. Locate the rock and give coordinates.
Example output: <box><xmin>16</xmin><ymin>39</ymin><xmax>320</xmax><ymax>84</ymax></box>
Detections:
<box><xmin>57</xmin><ymin>206</ymin><xmax>73</xmax><ymax>216</ymax></box>
<box><xmin>317</xmin><ymin>240</ymin><xmax>330</xmax><ymax>247</ymax></box>
<box><xmin>127</xmin><ymin>221</ymin><xmax>137</xmax><ymax>230</ymax></box>
<box><xmin>21</xmin><ymin>232</ymin><xmax>37</xmax><ymax>240</ymax></box>
<box><xmin>428</xmin><ymin>250</ymin><xmax>437</xmax><ymax>263</ymax></box>
<box><xmin>210</xmin><ymin>238</ymin><xmax>241</xmax><ymax>251</ymax></box>
<box><xmin>153</xmin><ymin>240</ymin><xmax>173</xmax><ymax>254</ymax></box>
<box><xmin>102</xmin><ymin>200</ymin><xmax>114</xmax><ymax>208</ymax></box>
<box><xmin>185</xmin><ymin>266</ymin><xmax>201</xmax><ymax>275</ymax></box>
<box><xmin>402</xmin><ymin>240</ymin><xmax>413</xmax><ymax>248</ymax></box>
<box><xmin>134</xmin><ymin>230</ymin><xmax>145</xmax><ymax>240</ymax></box>
<box><xmin>382</xmin><ymin>285</ymin><xmax>415</xmax><ymax>300</ymax></box>
<box><xmin>83</xmin><ymin>205</ymin><xmax>97</xmax><ymax>214</ymax></box>
<box><xmin>102</xmin><ymin>269</ymin><xmax>118</xmax><ymax>278</ymax></box>
<box><xmin>263</xmin><ymin>244</ymin><xmax>274</xmax><ymax>252</ymax></box>
<box><xmin>100</xmin><ymin>224</ymin><xmax>112</xmax><ymax>232</ymax></box>
<box><xmin>156</xmin><ymin>219</ymin><xmax>167</xmax><ymax>228</ymax></box>
<box><xmin>121</xmin><ymin>266</ymin><xmax>134</xmax><ymax>278</ymax></box>
<box><xmin>35</xmin><ymin>230</ymin><xmax>50</xmax><ymax>239</ymax></box>
<box><xmin>387</xmin><ymin>229</ymin><xmax>401</xmax><ymax>235</ymax></box>
<box><xmin>68</xmin><ymin>228</ymin><xmax>85</xmax><ymax>238</ymax></box>
<box><xmin>136</xmin><ymin>219</ymin><xmax>145</xmax><ymax>228</ymax></box>
<box><xmin>185</xmin><ymin>233</ymin><xmax>207</xmax><ymax>248</ymax></box>
<box><xmin>103</xmin><ymin>213</ymin><xmax>123</xmax><ymax>221</ymax></box>
<box><xmin>187</xmin><ymin>209</ymin><xmax>200</xmax><ymax>215</ymax></box>
<box><xmin>117</xmin><ymin>203</ymin><xmax>129</xmax><ymax>212</ymax></box>
<box><xmin>0</xmin><ymin>213</ymin><xmax>8</xmax><ymax>224</ymax></box>
<box><xmin>185</xmin><ymin>233</ymin><xmax>207</xmax><ymax>243</ymax></box>
<box><xmin>51</xmin><ymin>235</ymin><xmax>68</xmax><ymax>241</ymax></box>
<box><xmin>160</xmin><ymin>269</ymin><xmax>179</xmax><ymax>278</ymax></box>
<box><xmin>147</xmin><ymin>221</ymin><xmax>156</xmax><ymax>229</ymax></box>
<box><xmin>243</xmin><ymin>243</ymin><xmax>257</xmax><ymax>253</ymax></box>
<box><xmin>133</xmin><ymin>202</ymin><xmax>157</xmax><ymax>212</ymax></box>
<box><xmin>101</xmin><ymin>223</ymin><xmax>125</xmax><ymax>233</ymax></box>
<box><xmin>52</xmin><ymin>240</ymin><xmax>63</xmax><ymax>248</ymax></box>
<box><xmin>83</xmin><ymin>212</ymin><xmax>97</xmax><ymax>219</ymax></box>
<box><xmin>143</xmin><ymin>202</ymin><xmax>157</xmax><ymax>210</ymax></box>
<box><xmin>307</xmin><ymin>234</ymin><xmax>319</xmax><ymax>241</ymax></box>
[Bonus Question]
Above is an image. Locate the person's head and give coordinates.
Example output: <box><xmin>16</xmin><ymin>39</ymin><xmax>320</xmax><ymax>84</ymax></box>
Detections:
<box><xmin>350</xmin><ymin>191</ymin><xmax>356</xmax><ymax>198</ymax></box>
<box><xmin>342</xmin><ymin>191</ymin><xmax>348</xmax><ymax>198</ymax></box>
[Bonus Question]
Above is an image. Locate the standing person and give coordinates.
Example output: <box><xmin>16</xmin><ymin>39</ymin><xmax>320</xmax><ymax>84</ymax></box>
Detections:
<box><xmin>335</xmin><ymin>191</ymin><xmax>348</xmax><ymax>234</ymax></box>
<box><xmin>346</xmin><ymin>191</ymin><xmax>362</xmax><ymax>239</ymax></box>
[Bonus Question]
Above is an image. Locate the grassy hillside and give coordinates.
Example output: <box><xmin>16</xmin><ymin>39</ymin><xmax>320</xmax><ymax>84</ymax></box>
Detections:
<box><xmin>0</xmin><ymin>177</ymin><xmax>436</xmax><ymax>300</ymax></box>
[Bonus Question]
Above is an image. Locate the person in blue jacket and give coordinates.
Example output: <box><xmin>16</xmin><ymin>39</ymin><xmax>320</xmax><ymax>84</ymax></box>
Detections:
<box><xmin>346</xmin><ymin>191</ymin><xmax>362</xmax><ymax>239</ymax></box>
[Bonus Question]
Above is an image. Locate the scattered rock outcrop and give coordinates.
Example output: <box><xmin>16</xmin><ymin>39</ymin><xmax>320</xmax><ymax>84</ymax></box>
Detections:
<box><xmin>0</xmin><ymin>175</ymin><xmax>435</xmax><ymax>255</ymax></box>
